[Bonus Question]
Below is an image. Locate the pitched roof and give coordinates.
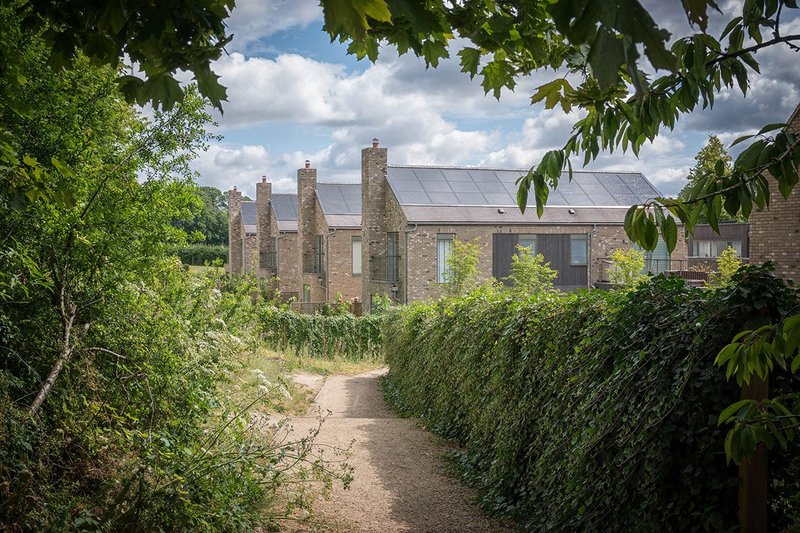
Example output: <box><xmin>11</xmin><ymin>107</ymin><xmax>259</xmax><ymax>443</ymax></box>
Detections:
<box><xmin>385</xmin><ymin>165</ymin><xmax>661</xmax><ymax>224</ymax></box>
<box><xmin>271</xmin><ymin>193</ymin><xmax>298</xmax><ymax>232</ymax></box>
<box><xmin>317</xmin><ymin>183</ymin><xmax>361</xmax><ymax>228</ymax></box>
<box><xmin>240</xmin><ymin>201</ymin><xmax>257</xmax><ymax>233</ymax></box>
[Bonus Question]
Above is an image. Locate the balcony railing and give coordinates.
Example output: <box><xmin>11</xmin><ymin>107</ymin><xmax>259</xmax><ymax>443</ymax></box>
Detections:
<box><xmin>598</xmin><ymin>257</ymin><xmax>750</xmax><ymax>286</ymax></box>
<box><xmin>370</xmin><ymin>254</ymin><xmax>399</xmax><ymax>282</ymax></box>
<box><xmin>303</xmin><ymin>250</ymin><xmax>325</xmax><ymax>274</ymax></box>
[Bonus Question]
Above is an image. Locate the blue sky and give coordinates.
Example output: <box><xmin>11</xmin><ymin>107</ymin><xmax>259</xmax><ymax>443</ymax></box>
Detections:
<box><xmin>190</xmin><ymin>0</ymin><xmax>800</xmax><ymax>201</ymax></box>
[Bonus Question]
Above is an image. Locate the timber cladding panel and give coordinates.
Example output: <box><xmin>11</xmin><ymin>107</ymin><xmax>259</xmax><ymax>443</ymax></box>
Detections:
<box><xmin>492</xmin><ymin>233</ymin><xmax>589</xmax><ymax>288</ymax></box>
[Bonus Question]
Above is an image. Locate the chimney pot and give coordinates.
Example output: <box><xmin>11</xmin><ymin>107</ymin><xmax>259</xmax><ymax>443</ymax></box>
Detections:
<box><xmin>262</xmin><ymin>176</ymin><xmax>267</xmax><ymax>183</ymax></box>
<box><xmin>372</xmin><ymin>138</ymin><xmax>379</xmax><ymax>148</ymax></box>
<box><xmin>304</xmin><ymin>160</ymin><xmax>311</xmax><ymax>169</ymax></box>
<box><xmin>233</xmin><ymin>186</ymin><xmax>237</xmax><ymax>191</ymax></box>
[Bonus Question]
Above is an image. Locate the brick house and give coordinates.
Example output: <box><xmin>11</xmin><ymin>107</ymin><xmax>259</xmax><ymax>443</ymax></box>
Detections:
<box><xmin>228</xmin><ymin>162</ymin><xmax>362</xmax><ymax>303</ymax></box>
<box><xmin>360</xmin><ymin>140</ymin><xmax>687</xmax><ymax>309</ymax></box>
<box><xmin>687</xmin><ymin>223</ymin><xmax>750</xmax><ymax>269</ymax></box>
<box><xmin>749</xmin><ymin>102</ymin><xmax>800</xmax><ymax>282</ymax></box>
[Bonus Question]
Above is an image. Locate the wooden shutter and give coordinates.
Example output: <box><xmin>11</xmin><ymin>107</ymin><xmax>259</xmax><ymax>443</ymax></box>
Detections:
<box><xmin>492</xmin><ymin>234</ymin><xmax>518</xmax><ymax>283</ymax></box>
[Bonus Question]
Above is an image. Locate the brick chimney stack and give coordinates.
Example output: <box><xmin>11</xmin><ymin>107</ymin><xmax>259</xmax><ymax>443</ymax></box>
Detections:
<box><xmin>361</xmin><ymin>139</ymin><xmax>388</xmax><ymax>308</ymax></box>
<box><xmin>297</xmin><ymin>160</ymin><xmax>318</xmax><ymax>286</ymax></box>
<box><xmin>256</xmin><ymin>176</ymin><xmax>272</xmax><ymax>277</ymax></box>
<box><xmin>227</xmin><ymin>186</ymin><xmax>243</xmax><ymax>275</ymax></box>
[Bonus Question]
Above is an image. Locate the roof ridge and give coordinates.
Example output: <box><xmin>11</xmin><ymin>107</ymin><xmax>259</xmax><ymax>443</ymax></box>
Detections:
<box><xmin>388</xmin><ymin>164</ymin><xmax>645</xmax><ymax>175</ymax></box>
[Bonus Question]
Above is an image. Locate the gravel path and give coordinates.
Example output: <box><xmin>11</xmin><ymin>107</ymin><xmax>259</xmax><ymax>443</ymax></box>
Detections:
<box><xmin>284</xmin><ymin>369</ymin><xmax>514</xmax><ymax>532</ymax></box>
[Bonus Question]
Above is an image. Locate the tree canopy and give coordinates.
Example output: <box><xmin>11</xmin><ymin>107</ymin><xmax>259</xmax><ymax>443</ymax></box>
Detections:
<box><xmin>318</xmin><ymin>0</ymin><xmax>800</xmax><ymax>254</ymax></box>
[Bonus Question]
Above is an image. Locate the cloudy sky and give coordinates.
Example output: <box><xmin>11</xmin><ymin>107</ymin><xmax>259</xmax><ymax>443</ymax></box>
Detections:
<box><xmin>191</xmin><ymin>0</ymin><xmax>800</xmax><ymax>200</ymax></box>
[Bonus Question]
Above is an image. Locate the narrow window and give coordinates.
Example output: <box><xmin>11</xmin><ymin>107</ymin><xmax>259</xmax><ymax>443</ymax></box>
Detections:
<box><xmin>570</xmin><ymin>234</ymin><xmax>588</xmax><ymax>266</ymax></box>
<box><xmin>437</xmin><ymin>234</ymin><xmax>454</xmax><ymax>283</ymax></box>
<box><xmin>518</xmin><ymin>234</ymin><xmax>537</xmax><ymax>255</ymax></box>
<box><xmin>352</xmin><ymin>236</ymin><xmax>362</xmax><ymax>275</ymax></box>
<box><xmin>387</xmin><ymin>232</ymin><xmax>399</xmax><ymax>282</ymax></box>
<box><xmin>315</xmin><ymin>235</ymin><xmax>325</xmax><ymax>273</ymax></box>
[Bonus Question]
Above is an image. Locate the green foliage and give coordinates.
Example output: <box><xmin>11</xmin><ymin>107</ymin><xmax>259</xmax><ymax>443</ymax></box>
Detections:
<box><xmin>0</xmin><ymin>35</ymin><xmax>349</xmax><ymax>530</ymax></box>
<box><xmin>170</xmin><ymin>244</ymin><xmax>229</xmax><ymax>266</ymax></box>
<box><xmin>678</xmin><ymin>136</ymin><xmax>742</xmax><ymax>222</ymax></box>
<box><xmin>504</xmin><ymin>245</ymin><xmax>557</xmax><ymax>293</ymax></box>
<box><xmin>323</xmin><ymin>0</ymin><xmax>799</xmax><ymax>256</ymax></box>
<box><xmin>608</xmin><ymin>248</ymin><xmax>648</xmax><ymax>288</ymax></box>
<box><xmin>383</xmin><ymin>268</ymin><xmax>799</xmax><ymax>530</ymax></box>
<box><xmin>707</xmin><ymin>246</ymin><xmax>742</xmax><ymax>288</ymax></box>
<box><xmin>440</xmin><ymin>238</ymin><xmax>480</xmax><ymax>296</ymax></box>
<box><xmin>261</xmin><ymin>307</ymin><xmax>384</xmax><ymax>361</ymax></box>
<box><xmin>172</xmin><ymin>185</ymin><xmax>229</xmax><ymax>245</ymax></box>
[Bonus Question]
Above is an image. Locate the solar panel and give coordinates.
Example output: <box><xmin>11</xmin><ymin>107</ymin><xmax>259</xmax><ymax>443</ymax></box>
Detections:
<box><xmin>449</xmin><ymin>181</ymin><xmax>479</xmax><ymax>193</ymax></box>
<box><xmin>317</xmin><ymin>183</ymin><xmax>361</xmax><ymax>214</ymax></box>
<box><xmin>421</xmin><ymin>180</ymin><xmax>452</xmax><ymax>193</ymax></box>
<box><xmin>440</xmin><ymin>168</ymin><xmax>474</xmax><ymax>181</ymax></box>
<box><xmin>240</xmin><ymin>202</ymin><xmax>257</xmax><ymax>225</ymax></box>
<box><xmin>386</xmin><ymin>166</ymin><xmax>660</xmax><ymax>207</ymax></box>
<box><xmin>271</xmin><ymin>194</ymin><xmax>298</xmax><ymax>221</ymax></box>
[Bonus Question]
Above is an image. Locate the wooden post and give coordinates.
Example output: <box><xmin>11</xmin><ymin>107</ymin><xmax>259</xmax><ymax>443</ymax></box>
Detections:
<box><xmin>739</xmin><ymin>377</ymin><xmax>768</xmax><ymax>533</ymax></box>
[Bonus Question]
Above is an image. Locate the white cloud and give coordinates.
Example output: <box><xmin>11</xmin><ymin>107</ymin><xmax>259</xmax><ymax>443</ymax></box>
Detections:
<box><xmin>226</xmin><ymin>0</ymin><xmax>322</xmax><ymax>52</ymax></box>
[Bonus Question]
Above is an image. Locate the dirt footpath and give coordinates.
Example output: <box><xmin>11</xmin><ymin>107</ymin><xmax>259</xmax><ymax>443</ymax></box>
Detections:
<box><xmin>285</xmin><ymin>369</ymin><xmax>514</xmax><ymax>532</ymax></box>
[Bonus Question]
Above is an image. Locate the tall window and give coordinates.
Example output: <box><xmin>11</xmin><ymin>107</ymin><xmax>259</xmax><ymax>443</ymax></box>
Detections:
<box><xmin>387</xmin><ymin>232</ymin><xmax>399</xmax><ymax>282</ymax></box>
<box><xmin>352</xmin><ymin>236</ymin><xmax>362</xmax><ymax>275</ymax></box>
<box><xmin>315</xmin><ymin>235</ymin><xmax>325</xmax><ymax>273</ymax></box>
<box><xmin>437</xmin><ymin>234</ymin><xmax>454</xmax><ymax>283</ymax></box>
<box><xmin>570</xmin><ymin>234</ymin><xmax>588</xmax><ymax>266</ymax></box>
<box><xmin>518</xmin><ymin>234</ymin><xmax>537</xmax><ymax>255</ymax></box>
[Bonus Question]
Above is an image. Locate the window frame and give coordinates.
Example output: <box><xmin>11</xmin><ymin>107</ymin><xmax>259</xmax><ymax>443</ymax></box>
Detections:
<box><xmin>570</xmin><ymin>234</ymin><xmax>588</xmax><ymax>266</ymax></box>
<box><xmin>517</xmin><ymin>234</ymin><xmax>537</xmax><ymax>256</ymax></box>
<box><xmin>352</xmin><ymin>236</ymin><xmax>362</xmax><ymax>276</ymax></box>
<box><xmin>437</xmin><ymin>234</ymin><xmax>454</xmax><ymax>283</ymax></box>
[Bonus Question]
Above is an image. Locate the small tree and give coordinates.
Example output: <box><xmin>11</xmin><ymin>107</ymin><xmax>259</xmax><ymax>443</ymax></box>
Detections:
<box><xmin>505</xmin><ymin>245</ymin><xmax>558</xmax><ymax>294</ymax></box>
<box><xmin>441</xmin><ymin>238</ymin><xmax>480</xmax><ymax>296</ymax></box>
<box><xmin>609</xmin><ymin>248</ymin><xmax>648</xmax><ymax>289</ymax></box>
<box><xmin>706</xmin><ymin>246</ymin><xmax>742</xmax><ymax>289</ymax></box>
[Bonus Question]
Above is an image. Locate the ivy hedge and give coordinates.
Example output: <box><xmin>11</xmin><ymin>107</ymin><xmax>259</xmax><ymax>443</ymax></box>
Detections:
<box><xmin>260</xmin><ymin>307</ymin><xmax>383</xmax><ymax>360</ymax></box>
<box><xmin>383</xmin><ymin>267</ymin><xmax>799</xmax><ymax>530</ymax></box>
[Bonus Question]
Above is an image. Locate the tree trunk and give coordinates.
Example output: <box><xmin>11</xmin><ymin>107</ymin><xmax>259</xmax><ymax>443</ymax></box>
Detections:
<box><xmin>29</xmin><ymin>302</ymin><xmax>77</xmax><ymax>416</ymax></box>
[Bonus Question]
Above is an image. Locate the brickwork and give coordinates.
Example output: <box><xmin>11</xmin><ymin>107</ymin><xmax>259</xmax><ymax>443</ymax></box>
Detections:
<box><xmin>749</xmin><ymin>104</ymin><xmax>800</xmax><ymax>282</ymax></box>
<box><xmin>227</xmin><ymin>188</ymin><xmax>243</xmax><ymax>274</ymax></box>
<box><xmin>357</xmin><ymin>144</ymin><xmax>687</xmax><ymax>306</ymax></box>
<box><xmin>243</xmin><ymin>233</ymin><xmax>258</xmax><ymax>274</ymax></box>
<box><xmin>326</xmin><ymin>228</ymin><xmax>362</xmax><ymax>301</ymax></box>
<box><xmin>276</xmin><ymin>230</ymin><xmax>301</xmax><ymax>297</ymax></box>
<box><xmin>361</xmin><ymin>142</ymin><xmax>390</xmax><ymax>308</ymax></box>
<box><xmin>256</xmin><ymin>178</ymin><xmax>273</xmax><ymax>279</ymax></box>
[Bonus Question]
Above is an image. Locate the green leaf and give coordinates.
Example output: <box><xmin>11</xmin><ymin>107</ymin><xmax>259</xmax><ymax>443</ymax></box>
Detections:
<box><xmin>480</xmin><ymin>59</ymin><xmax>516</xmax><ymax>99</ymax></box>
<box><xmin>51</xmin><ymin>157</ymin><xmax>74</xmax><ymax>178</ymax></box>
<box><xmin>681</xmin><ymin>0</ymin><xmax>721</xmax><ymax>32</ymax></box>
<box><xmin>322</xmin><ymin>0</ymin><xmax>392</xmax><ymax>40</ymax></box>
<box><xmin>662</xmin><ymin>216</ymin><xmax>678</xmax><ymax>253</ymax></box>
<box><xmin>531</xmin><ymin>79</ymin><xmax>574</xmax><ymax>113</ymax></box>
<box><xmin>718</xmin><ymin>399</ymin><xmax>752</xmax><ymax>425</ymax></box>
<box><xmin>587</xmin><ymin>26</ymin><xmax>625</xmax><ymax>90</ymax></box>
<box><xmin>458</xmin><ymin>48</ymin><xmax>482</xmax><ymax>79</ymax></box>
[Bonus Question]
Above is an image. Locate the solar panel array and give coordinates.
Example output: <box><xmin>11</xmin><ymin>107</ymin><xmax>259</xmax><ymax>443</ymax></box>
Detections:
<box><xmin>317</xmin><ymin>183</ymin><xmax>361</xmax><ymax>214</ymax></box>
<box><xmin>240</xmin><ymin>201</ymin><xmax>257</xmax><ymax>225</ymax></box>
<box><xmin>271</xmin><ymin>194</ymin><xmax>298</xmax><ymax>221</ymax></box>
<box><xmin>386</xmin><ymin>167</ymin><xmax>660</xmax><ymax>207</ymax></box>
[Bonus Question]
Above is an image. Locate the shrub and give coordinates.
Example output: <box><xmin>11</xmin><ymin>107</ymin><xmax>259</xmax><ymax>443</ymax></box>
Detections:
<box><xmin>169</xmin><ymin>244</ymin><xmax>228</xmax><ymax>266</ymax></box>
<box><xmin>439</xmin><ymin>238</ymin><xmax>480</xmax><ymax>296</ymax></box>
<box><xmin>707</xmin><ymin>246</ymin><xmax>742</xmax><ymax>288</ymax></box>
<box><xmin>504</xmin><ymin>245</ymin><xmax>557</xmax><ymax>293</ymax></box>
<box><xmin>260</xmin><ymin>307</ymin><xmax>383</xmax><ymax>360</ymax></box>
<box><xmin>383</xmin><ymin>267</ymin><xmax>798</xmax><ymax>530</ymax></box>
<box><xmin>608</xmin><ymin>247</ymin><xmax>648</xmax><ymax>288</ymax></box>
